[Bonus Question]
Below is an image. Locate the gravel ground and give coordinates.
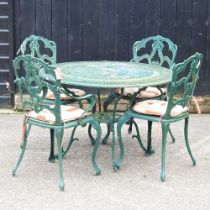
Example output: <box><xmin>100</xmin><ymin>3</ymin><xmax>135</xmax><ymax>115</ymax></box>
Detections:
<box><xmin>0</xmin><ymin>113</ymin><xmax>210</xmax><ymax>210</ymax></box>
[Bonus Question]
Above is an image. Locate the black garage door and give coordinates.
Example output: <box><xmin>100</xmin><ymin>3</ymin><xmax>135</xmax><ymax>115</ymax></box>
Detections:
<box><xmin>0</xmin><ymin>0</ymin><xmax>14</xmax><ymax>108</ymax></box>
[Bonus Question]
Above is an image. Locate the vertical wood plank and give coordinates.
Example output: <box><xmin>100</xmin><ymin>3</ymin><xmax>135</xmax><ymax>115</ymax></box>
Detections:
<box><xmin>83</xmin><ymin>0</ymin><xmax>99</xmax><ymax>60</ymax></box>
<box><xmin>176</xmin><ymin>0</ymin><xmax>191</xmax><ymax>62</ymax></box>
<box><xmin>8</xmin><ymin>0</ymin><xmax>15</xmax><ymax>96</ymax></box>
<box><xmin>36</xmin><ymin>0</ymin><xmax>52</xmax><ymax>38</ymax></box>
<box><xmin>98</xmin><ymin>0</ymin><xmax>114</xmax><ymax>60</ymax></box>
<box><xmin>14</xmin><ymin>0</ymin><xmax>20</xmax><ymax>52</ymax></box>
<box><xmin>191</xmin><ymin>0</ymin><xmax>208</xmax><ymax>94</ymax></box>
<box><xmin>160</xmin><ymin>0</ymin><xmax>176</xmax><ymax>41</ymax></box>
<box><xmin>129</xmin><ymin>0</ymin><xmax>146</xmax><ymax>59</ymax></box>
<box><xmin>204</xmin><ymin>0</ymin><xmax>210</xmax><ymax>94</ymax></box>
<box><xmin>68</xmin><ymin>0</ymin><xmax>83</xmax><ymax>61</ymax></box>
<box><xmin>20</xmin><ymin>0</ymin><xmax>36</xmax><ymax>41</ymax></box>
<box><xmin>51</xmin><ymin>0</ymin><xmax>68</xmax><ymax>62</ymax></box>
<box><xmin>10</xmin><ymin>0</ymin><xmax>210</xmax><ymax>96</ymax></box>
<box><xmin>145</xmin><ymin>0</ymin><xmax>161</xmax><ymax>36</ymax></box>
<box><xmin>114</xmin><ymin>0</ymin><xmax>130</xmax><ymax>61</ymax></box>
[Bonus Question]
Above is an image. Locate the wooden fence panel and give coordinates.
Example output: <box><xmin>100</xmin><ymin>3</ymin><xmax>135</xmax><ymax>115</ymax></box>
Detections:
<box><xmin>36</xmin><ymin>0</ymin><xmax>52</xmax><ymax>38</ymax></box>
<box><xmin>68</xmin><ymin>0</ymin><xmax>83</xmax><ymax>61</ymax></box>
<box><xmin>83</xmin><ymin>0</ymin><xmax>99</xmax><ymax>60</ymax></box>
<box><xmin>205</xmin><ymin>1</ymin><xmax>210</xmax><ymax>94</ymax></box>
<box><xmin>51</xmin><ymin>0</ymin><xmax>68</xmax><ymax>62</ymax></box>
<box><xmin>129</xmin><ymin>0</ymin><xmax>146</xmax><ymax>58</ymax></box>
<box><xmin>145</xmin><ymin>0</ymin><xmax>161</xmax><ymax>36</ymax></box>
<box><xmin>114</xmin><ymin>0</ymin><xmax>130</xmax><ymax>61</ymax></box>
<box><xmin>160</xmin><ymin>0</ymin><xmax>176</xmax><ymax>41</ymax></box>
<box><xmin>98</xmin><ymin>0</ymin><xmax>114</xmax><ymax>60</ymax></box>
<box><xmin>7</xmin><ymin>0</ymin><xmax>210</xmax><ymax>97</ymax></box>
<box><xmin>176</xmin><ymin>0</ymin><xmax>192</xmax><ymax>63</ymax></box>
<box><xmin>19</xmin><ymin>0</ymin><xmax>36</xmax><ymax>41</ymax></box>
<box><xmin>191</xmin><ymin>0</ymin><xmax>208</xmax><ymax>94</ymax></box>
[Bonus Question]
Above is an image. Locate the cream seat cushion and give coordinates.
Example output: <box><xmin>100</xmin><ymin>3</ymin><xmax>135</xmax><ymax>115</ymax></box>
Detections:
<box><xmin>132</xmin><ymin>100</ymin><xmax>189</xmax><ymax>117</ymax></box>
<box><xmin>115</xmin><ymin>87</ymin><xmax>166</xmax><ymax>98</ymax></box>
<box><xmin>46</xmin><ymin>88</ymin><xmax>86</xmax><ymax>101</ymax></box>
<box><xmin>29</xmin><ymin>105</ymin><xmax>85</xmax><ymax>123</ymax></box>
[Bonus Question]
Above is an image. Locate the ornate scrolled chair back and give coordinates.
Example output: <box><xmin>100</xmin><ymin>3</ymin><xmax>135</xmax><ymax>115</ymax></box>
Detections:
<box><xmin>165</xmin><ymin>52</ymin><xmax>203</xmax><ymax>118</ymax></box>
<box><xmin>131</xmin><ymin>35</ymin><xmax>177</xmax><ymax>69</ymax></box>
<box><xmin>13</xmin><ymin>55</ymin><xmax>62</xmax><ymax>123</ymax></box>
<box><xmin>19</xmin><ymin>35</ymin><xmax>56</xmax><ymax>65</ymax></box>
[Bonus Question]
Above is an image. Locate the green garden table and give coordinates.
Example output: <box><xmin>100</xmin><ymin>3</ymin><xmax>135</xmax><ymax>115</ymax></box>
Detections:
<box><xmin>56</xmin><ymin>61</ymin><xmax>172</xmax><ymax>169</ymax></box>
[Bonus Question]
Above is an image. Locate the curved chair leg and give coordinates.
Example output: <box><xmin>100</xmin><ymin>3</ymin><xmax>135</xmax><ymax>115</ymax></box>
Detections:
<box><xmin>145</xmin><ymin>120</ymin><xmax>155</xmax><ymax>156</ymax></box>
<box><xmin>56</xmin><ymin>129</ymin><xmax>64</xmax><ymax>191</ymax></box>
<box><xmin>90</xmin><ymin>120</ymin><xmax>102</xmax><ymax>175</ymax></box>
<box><xmin>49</xmin><ymin>128</ymin><xmax>55</xmax><ymax>162</ymax></box>
<box><xmin>102</xmin><ymin>123</ymin><xmax>111</xmax><ymax>144</ymax></box>
<box><xmin>184</xmin><ymin>117</ymin><xmax>196</xmax><ymax>166</ymax></box>
<box><xmin>53</xmin><ymin>126</ymin><xmax>79</xmax><ymax>159</ymax></box>
<box><xmin>169</xmin><ymin>127</ymin><xmax>176</xmax><ymax>143</ymax></box>
<box><xmin>12</xmin><ymin>123</ymin><xmax>30</xmax><ymax>176</ymax></box>
<box><xmin>104</xmin><ymin>92</ymin><xmax>119</xmax><ymax>112</ymax></box>
<box><xmin>160</xmin><ymin>122</ymin><xmax>169</xmax><ymax>182</ymax></box>
<box><xmin>62</xmin><ymin>126</ymin><xmax>78</xmax><ymax>158</ymax></box>
<box><xmin>132</xmin><ymin>120</ymin><xmax>147</xmax><ymax>153</ymax></box>
<box><xmin>88</xmin><ymin>124</ymin><xmax>96</xmax><ymax>145</ymax></box>
<box><xmin>127</xmin><ymin>119</ymin><xmax>133</xmax><ymax>134</ymax></box>
<box><xmin>115</xmin><ymin>114</ymin><xmax>129</xmax><ymax>170</ymax></box>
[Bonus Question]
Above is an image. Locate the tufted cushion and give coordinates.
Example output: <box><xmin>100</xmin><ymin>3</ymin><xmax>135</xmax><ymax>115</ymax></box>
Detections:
<box><xmin>115</xmin><ymin>87</ymin><xmax>166</xmax><ymax>98</ymax></box>
<box><xmin>132</xmin><ymin>100</ymin><xmax>189</xmax><ymax>117</ymax></box>
<box><xmin>46</xmin><ymin>88</ymin><xmax>86</xmax><ymax>101</ymax></box>
<box><xmin>28</xmin><ymin>105</ymin><xmax>85</xmax><ymax>123</ymax></box>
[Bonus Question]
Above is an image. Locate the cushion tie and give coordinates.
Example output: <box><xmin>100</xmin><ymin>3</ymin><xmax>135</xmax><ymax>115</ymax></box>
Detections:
<box><xmin>192</xmin><ymin>97</ymin><xmax>201</xmax><ymax>114</ymax></box>
<box><xmin>21</xmin><ymin>114</ymin><xmax>28</xmax><ymax>146</ymax></box>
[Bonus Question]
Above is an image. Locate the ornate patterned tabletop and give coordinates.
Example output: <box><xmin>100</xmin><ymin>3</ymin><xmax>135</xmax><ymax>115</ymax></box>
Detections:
<box><xmin>56</xmin><ymin>61</ymin><xmax>172</xmax><ymax>88</ymax></box>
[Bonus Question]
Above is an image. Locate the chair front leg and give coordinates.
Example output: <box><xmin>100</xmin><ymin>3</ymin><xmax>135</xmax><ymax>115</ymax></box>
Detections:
<box><xmin>161</xmin><ymin>122</ymin><xmax>169</xmax><ymax>182</ymax></box>
<box><xmin>102</xmin><ymin>123</ymin><xmax>111</xmax><ymax>144</ymax></box>
<box><xmin>49</xmin><ymin>128</ymin><xmax>55</xmax><ymax>162</ymax></box>
<box><xmin>115</xmin><ymin>114</ymin><xmax>129</xmax><ymax>170</ymax></box>
<box><xmin>55</xmin><ymin>128</ymin><xmax>64</xmax><ymax>191</ymax></box>
<box><xmin>89</xmin><ymin>120</ymin><xmax>102</xmax><ymax>175</ymax></box>
<box><xmin>132</xmin><ymin>120</ymin><xmax>147</xmax><ymax>153</ymax></box>
<box><xmin>104</xmin><ymin>92</ymin><xmax>120</xmax><ymax>112</ymax></box>
<box><xmin>88</xmin><ymin>124</ymin><xmax>96</xmax><ymax>145</ymax></box>
<box><xmin>184</xmin><ymin>117</ymin><xmax>196</xmax><ymax>166</ymax></box>
<box><xmin>127</xmin><ymin>118</ymin><xmax>133</xmax><ymax>134</ymax></box>
<box><xmin>145</xmin><ymin>120</ymin><xmax>155</xmax><ymax>156</ymax></box>
<box><xmin>12</xmin><ymin>122</ymin><xmax>31</xmax><ymax>176</ymax></box>
<box><xmin>169</xmin><ymin>127</ymin><xmax>176</xmax><ymax>143</ymax></box>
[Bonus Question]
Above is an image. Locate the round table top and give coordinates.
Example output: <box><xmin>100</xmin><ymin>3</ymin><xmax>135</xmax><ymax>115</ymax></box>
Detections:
<box><xmin>56</xmin><ymin>61</ymin><xmax>172</xmax><ymax>88</ymax></box>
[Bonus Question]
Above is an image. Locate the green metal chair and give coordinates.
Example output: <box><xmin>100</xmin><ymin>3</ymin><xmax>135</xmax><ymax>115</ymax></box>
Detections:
<box><xmin>104</xmin><ymin>35</ymin><xmax>178</xmax><ymax>146</ymax></box>
<box><xmin>18</xmin><ymin>35</ymin><xmax>86</xmax><ymax>101</ymax></box>
<box><xmin>104</xmin><ymin>35</ymin><xmax>177</xmax><ymax>108</ymax></box>
<box><xmin>12</xmin><ymin>55</ymin><xmax>101</xmax><ymax>191</ymax></box>
<box><xmin>116</xmin><ymin>52</ymin><xmax>203</xmax><ymax>181</ymax></box>
<box><xmin>18</xmin><ymin>35</ymin><xmax>88</xmax><ymax>158</ymax></box>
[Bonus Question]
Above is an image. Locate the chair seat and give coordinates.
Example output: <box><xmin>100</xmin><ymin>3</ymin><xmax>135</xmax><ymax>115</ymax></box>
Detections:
<box><xmin>28</xmin><ymin>105</ymin><xmax>85</xmax><ymax>123</ymax></box>
<box><xmin>115</xmin><ymin>87</ymin><xmax>166</xmax><ymax>98</ymax></box>
<box><xmin>132</xmin><ymin>100</ymin><xmax>189</xmax><ymax>117</ymax></box>
<box><xmin>46</xmin><ymin>88</ymin><xmax>86</xmax><ymax>101</ymax></box>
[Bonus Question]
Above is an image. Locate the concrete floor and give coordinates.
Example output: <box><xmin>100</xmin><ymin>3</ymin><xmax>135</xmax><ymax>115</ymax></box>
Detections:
<box><xmin>0</xmin><ymin>113</ymin><xmax>210</xmax><ymax>210</ymax></box>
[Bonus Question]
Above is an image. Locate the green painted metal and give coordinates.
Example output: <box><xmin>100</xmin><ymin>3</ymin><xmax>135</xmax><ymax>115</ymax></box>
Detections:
<box><xmin>104</xmin><ymin>35</ymin><xmax>177</xmax><ymax>103</ymax></box>
<box><xmin>17</xmin><ymin>35</ymin><xmax>87</xmax><ymax>160</ymax></box>
<box><xmin>12</xmin><ymin>55</ymin><xmax>101</xmax><ymax>191</ymax></box>
<box><xmin>116</xmin><ymin>52</ymin><xmax>203</xmax><ymax>181</ymax></box>
<box><xmin>18</xmin><ymin>34</ymin><xmax>57</xmax><ymax>65</ymax></box>
<box><xmin>104</xmin><ymin>35</ymin><xmax>178</xmax><ymax>146</ymax></box>
<box><xmin>56</xmin><ymin>61</ymin><xmax>172</xmax><ymax>88</ymax></box>
<box><xmin>131</xmin><ymin>35</ymin><xmax>177</xmax><ymax>68</ymax></box>
<box><xmin>57</xmin><ymin>61</ymin><xmax>172</xmax><ymax>169</ymax></box>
